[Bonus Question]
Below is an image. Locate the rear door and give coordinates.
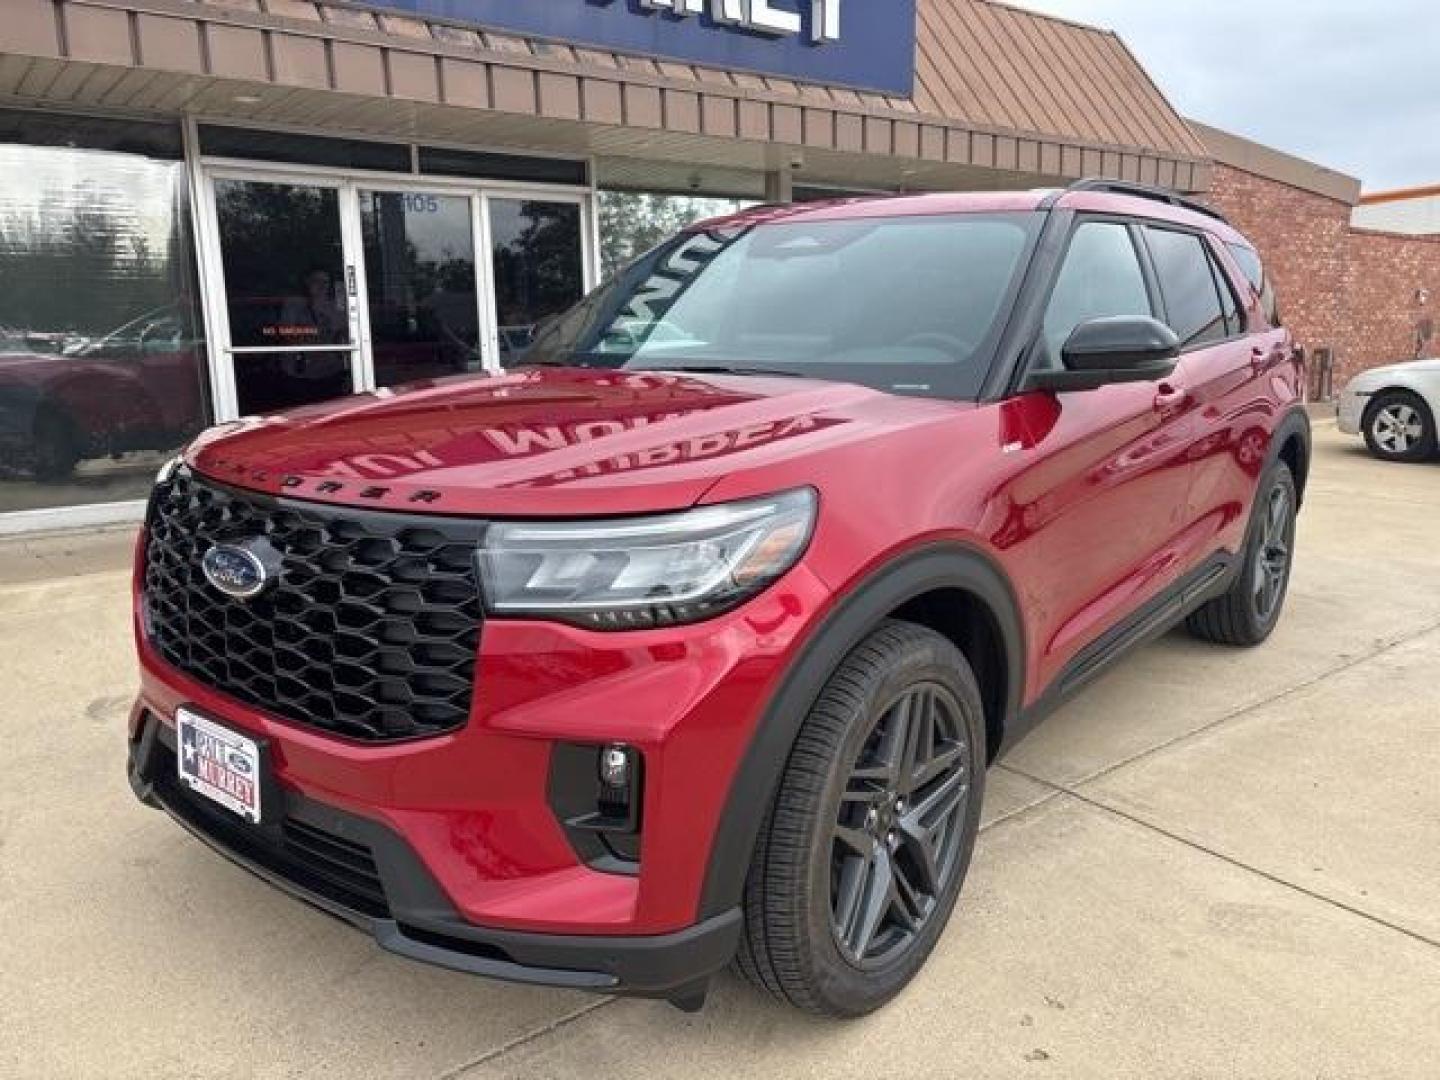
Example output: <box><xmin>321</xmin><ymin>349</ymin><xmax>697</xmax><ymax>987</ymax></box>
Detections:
<box><xmin>1140</xmin><ymin>226</ymin><xmax>1287</xmax><ymax>564</ymax></box>
<box><xmin>1014</xmin><ymin>217</ymin><xmax>1197</xmax><ymax>691</ymax></box>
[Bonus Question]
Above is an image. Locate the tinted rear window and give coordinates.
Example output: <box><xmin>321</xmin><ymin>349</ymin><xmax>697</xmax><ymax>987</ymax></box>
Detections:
<box><xmin>1226</xmin><ymin>242</ymin><xmax>1281</xmax><ymax>326</ymax></box>
<box><xmin>1145</xmin><ymin>227</ymin><xmax>1229</xmax><ymax>347</ymax></box>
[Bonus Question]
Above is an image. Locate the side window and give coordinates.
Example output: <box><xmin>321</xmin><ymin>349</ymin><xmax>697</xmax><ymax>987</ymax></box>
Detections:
<box><xmin>1145</xmin><ymin>227</ymin><xmax>1228</xmax><ymax>347</ymax></box>
<box><xmin>1226</xmin><ymin>241</ymin><xmax>1282</xmax><ymax>326</ymax></box>
<box><xmin>1039</xmin><ymin>221</ymin><xmax>1152</xmax><ymax>368</ymax></box>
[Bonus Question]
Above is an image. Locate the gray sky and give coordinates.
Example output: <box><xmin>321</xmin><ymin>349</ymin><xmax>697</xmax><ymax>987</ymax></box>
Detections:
<box><xmin>1012</xmin><ymin>0</ymin><xmax>1438</xmax><ymax>192</ymax></box>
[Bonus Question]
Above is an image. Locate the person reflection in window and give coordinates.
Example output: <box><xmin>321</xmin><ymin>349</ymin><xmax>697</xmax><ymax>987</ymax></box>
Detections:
<box><xmin>280</xmin><ymin>266</ymin><xmax>347</xmax><ymax>345</ymax></box>
<box><xmin>276</xmin><ymin>266</ymin><xmax>350</xmax><ymax>402</ymax></box>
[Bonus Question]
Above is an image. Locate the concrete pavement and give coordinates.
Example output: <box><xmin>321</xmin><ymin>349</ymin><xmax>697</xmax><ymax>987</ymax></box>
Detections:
<box><xmin>2</xmin><ymin>422</ymin><xmax>1438</xmax><ymax>1078</ymax></box>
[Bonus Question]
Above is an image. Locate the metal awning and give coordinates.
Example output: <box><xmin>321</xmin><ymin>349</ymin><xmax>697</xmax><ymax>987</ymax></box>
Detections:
<box><xmin>0</xmin><ymin>0</ymin><xmax>1210</xmax><ymax>193</ymax></box>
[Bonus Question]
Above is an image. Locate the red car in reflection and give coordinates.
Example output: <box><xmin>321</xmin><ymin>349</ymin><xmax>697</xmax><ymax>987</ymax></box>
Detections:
<box><xmin>0</xmin><ymin>306</ymin><xmax>205</xmax><ymax>478</ymax></box>
<box><xmin>127</xmin><ymin>182</ymin><xmax>1310</xmax><ymax>1017</ymax></box>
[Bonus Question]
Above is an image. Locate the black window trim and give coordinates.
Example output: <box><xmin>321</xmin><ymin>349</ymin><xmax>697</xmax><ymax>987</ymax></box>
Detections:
<box><xmin>1203</xmin><ymin>237</ymin><xmax>1245</xmax><ymax>338</ymax></box>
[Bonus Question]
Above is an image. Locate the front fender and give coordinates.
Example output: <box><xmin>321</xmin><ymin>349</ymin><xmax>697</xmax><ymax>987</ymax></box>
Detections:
<box><xmin>696</xmin><ymin>542</ymin><xmax>1025</xmax><ymax>920</ymax></box>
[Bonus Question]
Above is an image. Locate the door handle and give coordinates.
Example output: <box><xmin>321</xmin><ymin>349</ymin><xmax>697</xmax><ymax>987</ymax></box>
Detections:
<box><xmin>1251</xmin><ymin>346</ymin><xmax>1271</xmax><ymax>374</ymax></box>
<box><xmin>1153</xmin><ymin>381</ymin><xmax>1187</xmax><ymax>417</ymax></box>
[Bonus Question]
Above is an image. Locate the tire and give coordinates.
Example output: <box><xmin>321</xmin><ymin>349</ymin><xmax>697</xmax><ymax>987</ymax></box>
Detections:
<box><xmin>32</xmin><ymin>407</ymin><xmax>81</xmax><ymax>481</ymax></box>
<box><xmin>735</xmin><ymin>619</ymin><xmax>986</xmax><ymax>1017</ymax></box>
<box><xmin>1362</xmin><ymin>389</ymin><xmax>1437</xmax><ymax>463</ymax></box>
<box><xmin>1186</xmin><ymin>461</ymin><xmax>1297</xmax><ymax>647</ymax></box>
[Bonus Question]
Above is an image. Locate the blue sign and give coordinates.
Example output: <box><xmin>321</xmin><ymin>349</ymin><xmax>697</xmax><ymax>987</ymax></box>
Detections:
<box><xmin>365</xmin><ymin>0</ymin><xmax>917</xmax><ymax>97</ymax></box>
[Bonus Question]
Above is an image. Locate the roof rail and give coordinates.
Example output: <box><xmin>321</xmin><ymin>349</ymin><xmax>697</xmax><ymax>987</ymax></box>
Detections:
<box><xmin>1049</xmin><ymin>178</ymin><xmax>1229</xmax><ymax>225</ymax></box>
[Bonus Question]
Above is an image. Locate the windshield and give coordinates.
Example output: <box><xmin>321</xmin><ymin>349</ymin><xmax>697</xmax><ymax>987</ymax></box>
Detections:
<box><xmin>524</xmin><ymin>212</ymin><xmax>1039</xmax><ymax>398</ymax></box>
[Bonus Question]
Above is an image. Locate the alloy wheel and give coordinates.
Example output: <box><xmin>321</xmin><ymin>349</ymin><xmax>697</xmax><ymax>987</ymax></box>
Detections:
<box><xmin>1252</xmin><ymin>483</ymin><xmax>1293</xmax><ymax>622</ymax></box>
<box><xmin>1372</xmin><ymin>403</ymin><xmax>1424</xmax><ymax>454</ymax></box>
<box><xmin>830</xmin><ymin>682</ymin><xmax>972</xmax><ymax>967</ymax></box>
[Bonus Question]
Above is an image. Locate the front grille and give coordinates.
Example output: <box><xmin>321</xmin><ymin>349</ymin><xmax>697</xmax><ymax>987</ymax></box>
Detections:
<box><xmin>144</xmin><ymin>470</ymin><xmax>485</xmax><ymax>742</ymax></box>
<box><xmin>282</xmin><ymin>818</ymin><xmax>388</xmax><ymax>916</ymax></box>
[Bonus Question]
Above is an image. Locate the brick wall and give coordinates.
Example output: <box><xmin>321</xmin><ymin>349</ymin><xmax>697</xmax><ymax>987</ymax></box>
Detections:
<box><xmin>1340</xmin><ymin>228</ymin><xmax>1440</xmax><ymax>385</ymax></box>
<box><xmin>1207</xmin><ymin>162</ymin><xmax>1350</xmax><ymax>374</ymax></box>
<box><xmin>1207</xmin><ymin>163</ymin><xmax>1440</xmax><ymax>393</ymax></box>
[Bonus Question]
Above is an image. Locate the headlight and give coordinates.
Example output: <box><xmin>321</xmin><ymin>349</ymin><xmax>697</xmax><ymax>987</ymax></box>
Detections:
<box><xmin>478</xmin><ymin>488</ymin><xmax>817</xmax><ymax>629</ymax></box>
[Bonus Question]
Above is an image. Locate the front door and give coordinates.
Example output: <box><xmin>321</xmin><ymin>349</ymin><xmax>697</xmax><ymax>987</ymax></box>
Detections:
<box><xmin>1016</xmin><ymin>217</ymin><xmax>1197</xmax><ymax>690</ymax></box>
<box><xmin>209</xmin><ymin>175</ymin><xmax>363</xmax><ymax>416</ymax></box>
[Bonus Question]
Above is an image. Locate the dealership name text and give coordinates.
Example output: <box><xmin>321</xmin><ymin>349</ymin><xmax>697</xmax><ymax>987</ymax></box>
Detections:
<box><xmin>593</xmin><ymin>0</ymin><xmax>841</xmax><ymax>44</ymax></box>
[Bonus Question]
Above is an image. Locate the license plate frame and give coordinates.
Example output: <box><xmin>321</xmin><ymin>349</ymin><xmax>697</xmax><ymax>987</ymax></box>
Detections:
<box><xmin>175</xmin><ymin>707</ymin><xmax>263</xmax><ymax>825</ymax></box>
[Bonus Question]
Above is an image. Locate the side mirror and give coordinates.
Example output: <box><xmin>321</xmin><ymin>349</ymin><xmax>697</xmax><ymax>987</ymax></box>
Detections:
<box><xmin>1027</xmin><ymin>316</ymin><xmax>1180</xmax><ymax>392</ymax></box>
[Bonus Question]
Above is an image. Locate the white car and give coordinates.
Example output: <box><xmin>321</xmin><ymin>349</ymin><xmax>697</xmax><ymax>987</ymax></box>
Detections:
<box><xmin>1337</xmin><ymin>358</ymin><xmax>1440</xmax><ymax>462</ymax></box>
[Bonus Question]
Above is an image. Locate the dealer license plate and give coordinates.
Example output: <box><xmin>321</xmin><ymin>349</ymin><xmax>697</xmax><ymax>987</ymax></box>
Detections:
<box><xmin>175</xmin><ymin>707</ymin><xmax>262</xmax><ymax>824</ymax></box>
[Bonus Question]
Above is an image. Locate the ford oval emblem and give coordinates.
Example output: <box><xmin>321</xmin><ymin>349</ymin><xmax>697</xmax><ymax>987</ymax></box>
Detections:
<box><xmin>202</xmin><ymin>543</ymin><xmax>270</xmax><ymax>600</ymax></box>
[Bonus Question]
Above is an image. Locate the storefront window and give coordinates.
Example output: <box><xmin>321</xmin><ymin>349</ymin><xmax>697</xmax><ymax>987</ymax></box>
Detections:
<box><xmin>0</xmin><ymin>113</ymin><xmax>207</xmax><ymax>514</ymax></box>
<box><xmin>598</xmin><ymin>191</ymin><xmax>752</xmax><ymax>282</ymax></box>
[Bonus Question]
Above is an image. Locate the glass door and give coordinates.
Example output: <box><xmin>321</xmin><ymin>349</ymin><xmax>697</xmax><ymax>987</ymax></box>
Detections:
<box><xmin>199</xmin><ymin>167</ymin><xmax>596</xmax><ymax>418</ymax></box>
<box><xmin>486</xmin><ymin>196</ymin><xmax>588</xmax><ymax>368</ymax></box>
<box><xmin>208</xmin><ymin>174</ymin><xmax>362</xmax><ymax>415</ymax></box>
<box><xmin>357</xmin><ymin>188</ymin><xmax>484</xmax><ymax>388</ymax></box>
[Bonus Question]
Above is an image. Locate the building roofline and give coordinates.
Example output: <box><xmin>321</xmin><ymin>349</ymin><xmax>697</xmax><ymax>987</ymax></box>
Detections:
<box><xmin>1358</xmin><ymin>183</ymin><xmax>1440</xmax><ymax>206</ymax></box>
<box><xmin>1186</xmin><ymin>119</ymin><xmax>1361</xmax><ymax>206</ymax></box>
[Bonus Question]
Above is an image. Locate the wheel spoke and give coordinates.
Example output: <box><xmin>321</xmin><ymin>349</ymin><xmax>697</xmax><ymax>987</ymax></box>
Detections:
<box><xmin>844</xmin><ymin>846</ymin><xmax>894</xmax><ymax>959</ymax></box>
<box><xmin>910</xmin><ymin>767</ymin><xmax>970</xmax><ymax>827</ymax></box>
<box><xmin>889</xmin><ymin>858</ymin><xmax>926</xmax><ymax>929</ymax></box>
<box><xmin>1266</xmin><ymin>493</ymin><xmax>1286</xmax><ymax>542</ymax></box>
<box><xmin>897</xmin><ymin>817</ymin><xmax>943</xmax><ymax>894</ymax></box>
<box><xmin>833</xmin><ymin>851</ymin><xmax>869</xmax><ymax>941</ymax></box>
<box><xmin>841</xmin><ymin>770</ymin><xmax>889</xmax><ymax>809</ymax></box>
<box><xmin>895</xmin><ymin>689</ymin><xmax>929</xmax><ymax>796</ymax></box>
<box><xmin>835</xmin><ymin>825</ymin><xmax>876</xmax><ymax>857</ymax></box>
<box><xmin>909</xmin><ymin>743</ymin><xmax>966</xmax><ymax>793</ymax></box>
<box><xmin>876</xmin><ymin>694</ymin><xmax>914</xmax><ymax>789</ymax></box>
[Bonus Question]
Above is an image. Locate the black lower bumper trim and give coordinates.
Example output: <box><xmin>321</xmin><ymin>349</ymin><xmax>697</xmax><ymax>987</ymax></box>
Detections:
<box><xmin>127</xmin><ymin>709</ymin><xmax>741</xmax><ymax>998</ymax></box>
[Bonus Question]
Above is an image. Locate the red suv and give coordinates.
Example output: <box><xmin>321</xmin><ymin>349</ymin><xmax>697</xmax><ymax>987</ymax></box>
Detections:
<box><xmin>127</xmin><ymin>181</ymin><xmax>1309</xmax><ymax>1017</ymax></box>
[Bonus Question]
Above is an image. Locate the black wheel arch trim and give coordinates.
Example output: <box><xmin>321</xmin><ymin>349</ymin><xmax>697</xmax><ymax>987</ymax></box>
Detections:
<box><xmin>1268</xmin><ymin>405</ymin><xmax>1312</xmax><ymax>503</ymax></box>
<box><xmin>696</xmin><ymin>542</ymin><xmax>1026</xmax><ymax>920</ymax></box>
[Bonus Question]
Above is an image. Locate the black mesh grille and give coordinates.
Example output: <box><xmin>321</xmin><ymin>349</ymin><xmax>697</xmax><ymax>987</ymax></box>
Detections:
<box><xmin>143</xmin><ymin>470</ymin><xmax>484</xmax><ymax>742</ymax></box>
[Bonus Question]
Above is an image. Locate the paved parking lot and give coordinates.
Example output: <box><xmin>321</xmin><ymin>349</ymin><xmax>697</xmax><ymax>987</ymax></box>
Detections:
<box><xmin>2</xmin><ymin>421</ymin><xmax>1437</xmax><ymax>1079</ymax></box>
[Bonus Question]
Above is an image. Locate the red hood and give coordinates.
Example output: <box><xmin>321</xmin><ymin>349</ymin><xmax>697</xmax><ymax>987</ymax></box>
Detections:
<box><xmin>188</xmin><ymin>367</ymin><xmax>967</xmax><ymax>516</ymax></box>
<box><xmin>0</xmin><ymin>350</ymin><xmax>67</xmax><ymax>388</ymax></box>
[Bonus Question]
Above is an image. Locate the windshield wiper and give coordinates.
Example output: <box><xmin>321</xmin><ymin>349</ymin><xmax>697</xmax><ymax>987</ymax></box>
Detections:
<box><xmin>630</xmin><ymin>364</ymin><xmax>812</xmax><ymax>379</ymax></box>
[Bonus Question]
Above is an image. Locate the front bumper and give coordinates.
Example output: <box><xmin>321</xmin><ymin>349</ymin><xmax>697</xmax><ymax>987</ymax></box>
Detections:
<box><xmin>1336</xmin><ymin>389</ymin><xmax>1368</xmax><ymax>435</ymax></box>
<box><xmin>127</xmin><ymin>708</ymin><xmax>741</xmax><ymax>998</ymax></box>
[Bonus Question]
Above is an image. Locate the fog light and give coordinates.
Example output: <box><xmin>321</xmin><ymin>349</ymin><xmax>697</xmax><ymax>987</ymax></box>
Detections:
<box><xmin>549</xmin><ymin>742</ymin><xmax>645</xmax><ymax>873</ymax></box>
<box><xmin>599</xmin><ymin>744</ymin><xmax>631</xmax><ymax>789</ymax></box>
